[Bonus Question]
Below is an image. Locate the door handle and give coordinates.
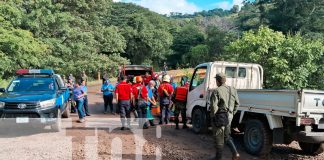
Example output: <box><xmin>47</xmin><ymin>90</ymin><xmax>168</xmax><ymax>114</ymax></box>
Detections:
<box><xmin>199</xmin><ymin>94</ymin><xmax>204</xmax><ymax>98</ymax></box>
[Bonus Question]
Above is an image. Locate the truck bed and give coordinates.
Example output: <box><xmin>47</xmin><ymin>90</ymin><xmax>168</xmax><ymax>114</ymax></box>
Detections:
<box><xmin>237</xmin><ymin>89</ymin><xmax>324</xmax><ymax>126</ymax></box>
<box><xmin>238</xmin><ymin>89</ymin><xmax>299</xmax><ymax>118</ymax></box>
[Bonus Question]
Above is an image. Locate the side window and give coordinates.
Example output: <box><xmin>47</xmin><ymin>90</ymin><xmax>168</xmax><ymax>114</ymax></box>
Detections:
<box><xmin>238</xmin><ymin>67</ymin><xmax>246</xmax><ymax>78</ymax></box>
<box><xmin>190</xmin><ymin>67</ymin><xmax>207</xmax><ymax>91</ymax></box>
<box><xmin>225</xmin><ymin>67</ymin><xmax>236</xmax><ymax>78</ymax></box>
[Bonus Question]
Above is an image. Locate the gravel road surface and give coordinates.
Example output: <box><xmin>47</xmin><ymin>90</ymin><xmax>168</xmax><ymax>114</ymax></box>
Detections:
<box><xmin>0</xmin><ymin>85</ymin><xmax>323</xmax><ymax>160</ymax></box>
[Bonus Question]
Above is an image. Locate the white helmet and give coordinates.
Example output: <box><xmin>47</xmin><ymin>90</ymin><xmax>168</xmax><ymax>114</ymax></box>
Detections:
<box><xmin>163</xmin><ymin>75</ymin><xmax>171</xmax><ymax>83</ymax></box>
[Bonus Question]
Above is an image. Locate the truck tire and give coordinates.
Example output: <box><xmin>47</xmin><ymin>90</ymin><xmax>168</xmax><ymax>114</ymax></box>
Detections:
<box><xmin>62</xmin><ymin>102</ymin><xmax>70</xmax><ymax>118</ymax></box>
<box><xmin>192</xmin><ymin>108</ymin><xmax>208</xmax><ymax>134</ymax></box>
<box><xmin>244</xmin><ymin>119</ymin><xmax>272</xmax><ymax>156</ymax></box>
<box><xmin>51</xmin><ymin>109</ymin><xmax>62</xmax><ymax>132</ymax></box>
<box><xmin>299</xmin><ymin>142</ymin><xmax>324</xmax><ymax>155</ymax></box>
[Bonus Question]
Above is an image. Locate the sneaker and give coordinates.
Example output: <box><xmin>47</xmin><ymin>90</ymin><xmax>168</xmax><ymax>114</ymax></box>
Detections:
<box><xmin>78</xmin><ymin>119</ymin><xmax>85</xmax><ymax>123</ymax></box>
<box><xmin>121</xmin><ymin>127</ymin><xmax>125</xmax><ymax>130</ymax></box>
<box><xmin>86</xmin><ymin>114</ymin><xmax>91</xmax><ymax>116</ymax></box>
<box><xmin>104</xmin><ymin>111</ymin><xmax>107</xmax><ymax>114</ymax></box>
<box><xmin>111</xmin><ymin>112</ymin><xmax>116</xmax><ymax>115</ymax></box>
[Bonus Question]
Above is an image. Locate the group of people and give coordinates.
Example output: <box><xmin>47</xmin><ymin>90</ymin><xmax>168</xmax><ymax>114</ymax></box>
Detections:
<box><xmin>65</xmin><ymin>72</ymin><xmax>90</xmax><ymax>123</ymax></box>
<box><xmin>101</xmin><ymin>72</ymin><xmax>178</xmax><ymax>130</ymax></box>
<box><xmin>65</xmin><ymin>70</ymin><xmax>241</xmax><ymax>160</ymax></box>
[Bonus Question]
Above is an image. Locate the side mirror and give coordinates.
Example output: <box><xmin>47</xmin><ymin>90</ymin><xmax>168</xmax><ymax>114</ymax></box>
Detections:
<box><xmin>0</xmin><ymin>88</ymin><xmax>5</xmax><ymax>92</ymax></box>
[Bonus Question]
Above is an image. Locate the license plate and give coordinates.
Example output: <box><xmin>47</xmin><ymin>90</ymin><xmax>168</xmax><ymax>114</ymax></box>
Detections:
<box><xmin>16</xmin><ymin>117</ymin><xmax>29</xmax><ymax>123</ymax></box>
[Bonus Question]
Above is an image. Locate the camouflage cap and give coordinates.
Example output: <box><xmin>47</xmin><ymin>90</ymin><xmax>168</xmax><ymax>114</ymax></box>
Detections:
<box><xmin>215</xmin><ymin>73</ymin><xmax>226</xmax><ymax>84</ymax></box>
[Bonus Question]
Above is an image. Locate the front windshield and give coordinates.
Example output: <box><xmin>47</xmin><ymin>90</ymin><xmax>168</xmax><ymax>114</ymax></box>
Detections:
<box><xmin>7</xmin><ymin>78</ymin><xmax>56</xmax><ymax>92</ymax></box>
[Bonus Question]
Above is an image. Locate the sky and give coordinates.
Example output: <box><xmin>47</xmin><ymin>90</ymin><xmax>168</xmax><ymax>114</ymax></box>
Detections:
<box><xmin>112</xmin><ymin>0</ymin><xmax>244</xmax><ymax>15</ymax></box>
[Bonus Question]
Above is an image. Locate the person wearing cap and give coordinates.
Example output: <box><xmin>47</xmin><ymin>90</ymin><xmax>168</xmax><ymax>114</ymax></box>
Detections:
<box><xmin>209</xmin><ymin>73</ymin><xmax>240</xmax><ymax>160</ymax></box>
<box><xmin>157</xmin><ymin>74</ymin><xmax>174</xmax><ymax>125</ymax></box>
<box><xmin>81</xmin><ymin>79</ymin><xmax>90</xmax><ymax>116</ymax></box>
<box><xmin>115</xmin><ymin>76</ymin><xmax>133</xmax><ymax>130</ymax></box>
<box><xmin>101</xmin><ymin>79</ymin><xmax>115</xmax><ymax>114</ymax></box>
<box><xmin>132</xmin><ymin>76</ymin><xmax>149</xmax><ymax>129</ymax></box>
<box><xmin>73</xmin><ymin>80</ymin><xmax>86</xmax><ymax>123</ymax></box>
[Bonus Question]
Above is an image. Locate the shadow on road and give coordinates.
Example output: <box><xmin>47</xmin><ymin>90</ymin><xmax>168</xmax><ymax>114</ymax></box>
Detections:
<box><xmin>0</xmin><ymin>123</ymin><xmax>54</xmax><ymax>138</ymax></box>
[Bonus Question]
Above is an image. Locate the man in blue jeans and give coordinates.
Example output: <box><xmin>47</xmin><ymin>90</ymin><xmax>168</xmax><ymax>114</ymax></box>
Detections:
<box><xmin>101</xmin><ymin>79</ymin><xmax>115</xmax><ymax>114</ymax></box>
<box><xmin>73</xmin><ymin>81</ymin><xmax>86</xmax><ymax>123</ymax></box>
<box><xmin>81</xmin><ymin>80</ymin><xmax>90</xmax><ymax>116</ymax></box>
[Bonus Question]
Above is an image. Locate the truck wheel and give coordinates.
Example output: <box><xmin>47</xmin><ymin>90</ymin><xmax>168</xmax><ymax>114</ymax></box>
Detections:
<box><xmin>192</xmin><ymin>108</ymin><xmax>208</xmax><ymax>134</ymax></box>
<box><xmin>62</xmin><ymin>102</ymin><xmax>70</xmax><ymax>118</ymax></box>
<box><xmin>51</xmin><ymin>109</ymin><xmax>62</xmax><ymax>132</ymax></box>
<box><xmin>299</xmin><ymin>142</ymin><xmax>324</xmax><ymax>155</ymax></box>
<box><xmin>244</xmin><ymin>119</ymin><xmax>272</xmax><ymax>156</ymax></box>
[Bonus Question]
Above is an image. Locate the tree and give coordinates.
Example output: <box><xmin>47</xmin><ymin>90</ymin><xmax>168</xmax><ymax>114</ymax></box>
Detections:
<box><xmin>169</xmin><ymin>24</ymin><xmax>205</xmax><ymax>67</ymax></box>
<box><xmin>231</xmin><ymin>5</ymin><xmax>240</xmax><ymax>13</ymax></box>
<box><xmin>206</xmin><ymin>26</ymin><xmax>237</xmax><ymax>59</ymax></box>
<box><xmin>0</xmin><ymin>21</ymin><xmax>48</xmax><ymax>78</ymax></box>
<box><xmin>109</xmin><ymin>3</ymin><xmax>173</xmax><ymax>65</ymax></box>
<box><xmin>267</xmin><ymin>0</ymin><xmax>324</xmax><ymax>35</ymax></box>
<box><xmin>225</xmin><ymin>26</ymin><xmax>323</xmax><ymax>89</ymax></box>
<box><xmin>184</xmin><ymin>44</ymin><xmax>209</xmax><ymax>66</ymax></box>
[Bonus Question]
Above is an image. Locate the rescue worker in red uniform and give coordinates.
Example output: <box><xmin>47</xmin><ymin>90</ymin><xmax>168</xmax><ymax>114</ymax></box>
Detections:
<box><xmin>115</xmin><ymin>76</ymin><xmax>133</xmax><ymax>130</ymax></box>
<box><xmin>157</xmin><ymin>75</ymin><xmax>174</xmax><ymax>125</ymax></box>
<box><xmin>143</xmin><ymin>72</ymin><xmax>152</xmax><ymax>86</ymax></box>
<box><xmin>132</xmin><ymin>76</ymin><xmax>149</xmax><ymax>129</ymax></box>
<box><xmin>173</xmin><ymin>76</ymin><xmax>189</xmax><ymax>129</ymax></box>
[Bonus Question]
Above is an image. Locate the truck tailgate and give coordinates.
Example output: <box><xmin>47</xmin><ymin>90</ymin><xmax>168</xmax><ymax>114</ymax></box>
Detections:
<box><xmin>299</xmin><ymin>89</ymin><xmax>324</xmax><ymax>127</ymax></box>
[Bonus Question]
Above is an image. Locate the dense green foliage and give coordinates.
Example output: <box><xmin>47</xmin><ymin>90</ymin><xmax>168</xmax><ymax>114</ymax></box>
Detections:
<box><xmin>0</xmin><ymin>0</ymin><xmax>129</xmax><ymax>81</ymax></box>
<box><xmin>225</xmin><ymin>26</ymin><xmax>323</xmax><ymax>89</ymax></box>
<box><xmin>0</xmin><ymin>0</ymin><xmax>323</xmax><ymax>89</ymax></box>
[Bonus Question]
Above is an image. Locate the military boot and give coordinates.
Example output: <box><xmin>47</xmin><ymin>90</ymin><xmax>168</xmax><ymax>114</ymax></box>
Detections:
<box><xmin>227</xmin><ymin>140</ymin><xmax>240</xmax><ymax>160</ymax></box>
<box><xmin>215</xmin><ymin>147</ymin><xmax>223</xmax><ymax>160</ymax></box>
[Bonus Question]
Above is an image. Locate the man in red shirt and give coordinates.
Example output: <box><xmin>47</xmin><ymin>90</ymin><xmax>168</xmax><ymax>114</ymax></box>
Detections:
<box><xmin>132</xmin><ymin>76</ymin><xmax>149</xmax><ymax>129</ymax></box>
<box><xmin>115</xmin><ymin>76</ymin><xmax>133</xmax><ymax>130</ymax></box>
<box><xmin>157</xmin><ymin>75</ymin><xmax>174</xmax><ymax>125</ymax></box>
<box><xmin>143</xmin><ymin>72</ymin><xmax>152</xmax><ymax>86</ymax></box>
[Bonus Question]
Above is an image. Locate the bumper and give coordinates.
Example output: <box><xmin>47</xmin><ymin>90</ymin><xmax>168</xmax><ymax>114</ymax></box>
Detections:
<box><xmin>296</xmin><ymin>131</ymin><xmax>324</xmax><ymax>143</ymax></box>
<box><xmin>0</xmin><ymin>106</ymin><xmax>59</xmax><ymax>125</ymax></box>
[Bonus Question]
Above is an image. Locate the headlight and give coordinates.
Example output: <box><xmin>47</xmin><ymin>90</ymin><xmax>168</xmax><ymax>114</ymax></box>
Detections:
<box><xmin>39</xmin><ymin>99</ymin><xmax>56</xmax><ymax>108</ymax></box>
<box><xmin>0</xmin><ymin>102</ymin><xmax>4</xmax><ymax>108</ymax></box>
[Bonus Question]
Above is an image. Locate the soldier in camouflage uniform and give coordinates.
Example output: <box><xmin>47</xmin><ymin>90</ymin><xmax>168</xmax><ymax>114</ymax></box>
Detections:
<box><xmin>209</xmin><ymin>73</ymin><xmax>240</xmax><ymax>160</ymax></box>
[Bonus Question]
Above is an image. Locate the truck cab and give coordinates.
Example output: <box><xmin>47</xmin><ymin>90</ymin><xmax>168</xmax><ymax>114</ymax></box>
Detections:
<box><xmin>186</xmin><ymin>61</ymin><xmax>263</xmax><ymax>126</ymax></box>
<box><xmin>0</xmin><ymin>69</ymin><xmax>70</xmax><ymax>132</ymax></box>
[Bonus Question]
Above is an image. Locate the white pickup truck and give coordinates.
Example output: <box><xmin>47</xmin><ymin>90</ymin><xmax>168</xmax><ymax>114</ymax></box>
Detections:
<box><xmin>185</xmin><ymin>61</ymin><xmax>324</xmax><ymax>156</ymax></box>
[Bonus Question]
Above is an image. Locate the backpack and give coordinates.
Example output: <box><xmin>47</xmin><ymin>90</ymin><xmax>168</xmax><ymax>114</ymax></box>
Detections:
<box><xmin>136</xmin><ymin>85</ymin><xmax>147</xmax><ymax>108</ymax></box>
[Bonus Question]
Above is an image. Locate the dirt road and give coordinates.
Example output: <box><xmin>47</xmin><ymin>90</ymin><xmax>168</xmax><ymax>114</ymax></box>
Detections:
<box><xmin>0</xmin><ymin>85</ymin><xmax>323</xmax><ymax>160</ymax></box>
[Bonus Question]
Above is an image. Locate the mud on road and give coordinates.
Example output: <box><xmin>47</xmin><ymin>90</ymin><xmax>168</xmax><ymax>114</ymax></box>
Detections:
<box><xmin>0</xmin><ymin>85</ymin><xmax>323</xmax><ymax>160</ymax></box>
